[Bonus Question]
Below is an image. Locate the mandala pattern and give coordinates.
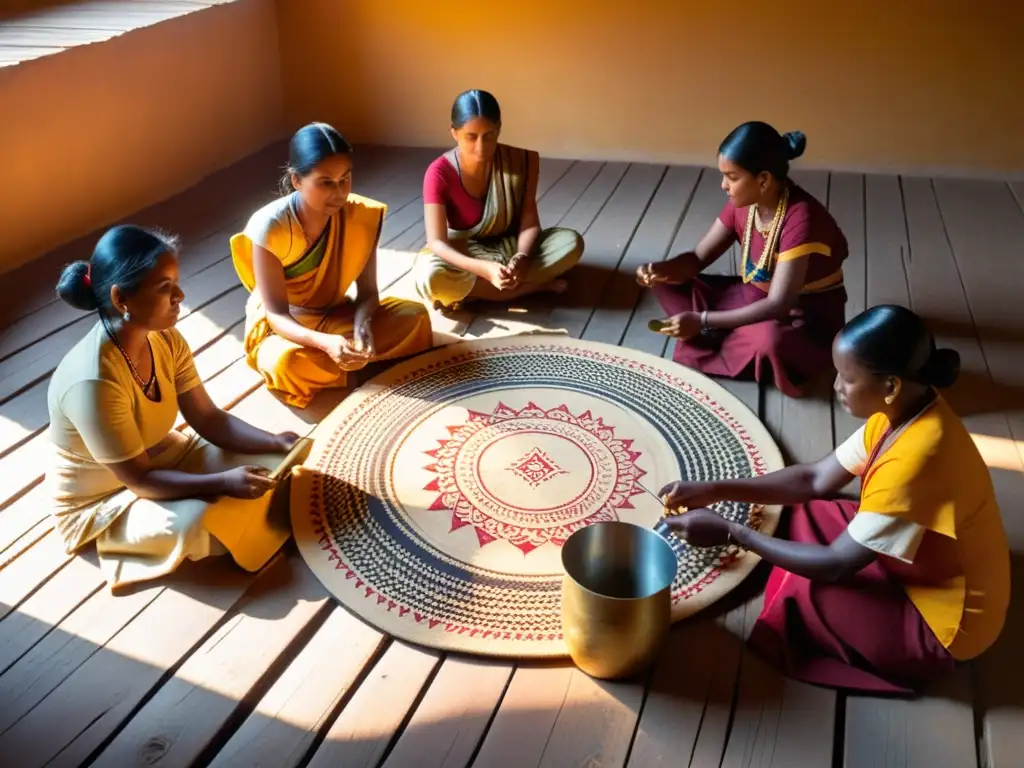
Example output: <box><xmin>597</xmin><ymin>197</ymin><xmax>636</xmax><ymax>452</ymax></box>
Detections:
<box><xmin>422</xmin><ymin>402</ymin><xmax>647</xmax><ymax>553</ymax></box>
<box><xmin>291</xmin><ymin>337</ymin><xmax>785</xmax><ymax>658</ymax></box>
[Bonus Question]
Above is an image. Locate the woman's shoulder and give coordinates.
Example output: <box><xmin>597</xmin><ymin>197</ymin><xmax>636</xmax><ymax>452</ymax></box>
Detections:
<box><xmin>344</xmin><ymin>193</ymin><xmax>388</xmax><ymax>227</ymax></box>
<box><xmin>786</xmin><ymin>183</ymin><xmax>840</xmax><ymax>226</ymax></box>
<box><xmin>345</xmin><ymin>192</ymin><xmax>386</xmax><ymax>213</ymax></box>
<box><xmin>243</xmin><ymin>195</ymin><xmax>294</xmax><ymax>239</ymax></box>
<box><xmin>425</xmin><ymin>152</ymin><xmax>456</xmax><ymax>180</ymax></box>
<box><xmin>50</xmin><ymin>323</ymin><xmax>127</xmax><ymax>402</ymax></box>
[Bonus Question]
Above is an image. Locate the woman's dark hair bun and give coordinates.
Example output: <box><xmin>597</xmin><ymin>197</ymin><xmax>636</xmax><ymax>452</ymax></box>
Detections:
<box><xmin>782</xmin><ymin>131</ymin><xmax>807</xmax><ymax>160</ymax></box>
<box><xmin>56</xmin><ymin>260</ymin><xmax>99</xmax><ymax>312</ymax></box>
<box><xmin>921</xmin><ymin>347</ymin><xmax>961</xmax><ymax>389</ymax></box>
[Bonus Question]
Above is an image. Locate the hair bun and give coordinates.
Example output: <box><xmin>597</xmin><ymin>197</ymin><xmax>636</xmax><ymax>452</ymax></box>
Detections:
<box><xmin>55</xmin><ymin>260</ymin><xmax>99</xmax><ymax>312</ymax></box>
<box><xmin>782</xmin><ymin>131</ymin><xmax>807</xmax><ymax>160</ymax></box>
<box><xmin>921</xmin><ymin>347</ymin><xmax>961</xmax><ymax>389</ymax></box>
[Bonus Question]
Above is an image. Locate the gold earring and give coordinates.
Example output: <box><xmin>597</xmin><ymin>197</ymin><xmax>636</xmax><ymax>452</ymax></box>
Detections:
<box><xmin>884</xmin><ymin>394</ymin><xmax>895</xmax><ymax>405</ymax></box>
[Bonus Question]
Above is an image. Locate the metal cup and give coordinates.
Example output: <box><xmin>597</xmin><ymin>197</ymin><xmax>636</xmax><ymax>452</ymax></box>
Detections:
<box><xmin>561</xmin><ymin>521</ymin><xmax>678</xmax><ymax>680</ymax></box>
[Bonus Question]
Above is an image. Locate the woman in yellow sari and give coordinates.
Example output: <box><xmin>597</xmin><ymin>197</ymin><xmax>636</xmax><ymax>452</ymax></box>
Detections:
<box><xmin>415</xmin><ymin>89</ymin><xmax>584</xmax><ymax>311</ymax></box>
<box><xmin>231</xmin><ymin>123</ymin><xmax>433</xmax><ymax>408</ymax></box>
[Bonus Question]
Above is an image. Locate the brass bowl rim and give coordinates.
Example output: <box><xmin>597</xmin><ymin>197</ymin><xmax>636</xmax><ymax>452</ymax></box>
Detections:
<box><xmin>560</xmin><ymin>521</ymin><xmax>677</xmax><ymax>602</ymax></box>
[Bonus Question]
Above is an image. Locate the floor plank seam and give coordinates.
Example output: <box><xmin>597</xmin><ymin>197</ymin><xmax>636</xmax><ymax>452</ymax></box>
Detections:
<box><xmin>191</xmin><ymin>601</ymin><xmax>338</xmax><ymax>768</ymax></box>
<box><xmin>576</xmin><ymin>165</ymin><xmax>668</xmax><ymax>341</ymax></box>
<box><xmin>464</xmin><ymin>661</ymin><xmax>518</xmax><ymax>768</ymax></box>
<box><xmin>294</xmin><ymin>635</ymin><xmax>395</xmax><ymax>768</ymax></box>
<box><xmin>374</xmin><ymin>650</ymin><xmax>449</xmax><ymax>768</ymax></box>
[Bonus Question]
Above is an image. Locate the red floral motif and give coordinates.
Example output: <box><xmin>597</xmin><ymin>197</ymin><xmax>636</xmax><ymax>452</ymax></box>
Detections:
<box><xmin>422</xmin><ymin>401</ymin><xmax>648</xmax><ymax>554</ymax></box>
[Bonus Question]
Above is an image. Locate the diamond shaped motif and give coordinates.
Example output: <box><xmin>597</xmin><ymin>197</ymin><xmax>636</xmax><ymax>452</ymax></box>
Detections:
<box><xmin>507</xmin><ymin>448</ymin><xmax>567</xmax><ymax>488</ymax></box>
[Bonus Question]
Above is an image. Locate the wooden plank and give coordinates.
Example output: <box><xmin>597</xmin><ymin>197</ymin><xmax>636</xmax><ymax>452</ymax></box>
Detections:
<box><xmin>846</xmin><ymin>674</ymin><xmax>977</xmax><ymax>768</ymax></box>
<box><xmin>864</xmin><ymin>174</ymin><xmax>911</xmax><ymax>307</ymax></box>
<box><xmin>0</xmin><ymin>573</ymin><xmax>166</xmax><ymax>735</ymax></box>
<box><xmin>537</xmin><ymin>671</ymin><xmax>645</xmax><ymax>768</ymax></box>
<box><xmin>828</xmin><ymin>173</ymin><xmax>867</xmax><ymax>473</ymax></box>
<box><xmin>306</xmin><ymin>641</ymin><xmax>442</xmax><ymax>768</ymax></box>
<box><xmin>582</xmin><ymin>166</ymin><xmax>698</xmax><ymax>346</ymax></box>
<box><xmin>534</xmin><ymin>161</ymin><xmax>605</xmax><ymax>229</ymax></box>
<box><xmin>0</xmin><ymin>552</ymin><xmax>104</xmax><ymax>676</ymax></box>
<box><xmin>626</xmin><ymin>606</ymin><xmax>748</xmax><ymax>768</ymax></box>
<box><xmin>207</xmin><ymin>609</ymin><xmax>386</xmax><ymax>768</ymax></box>
<box><xmin>0</xmin><ymin>528</ymin><xmax>73</xmax><ymax>620</ymax></box>
<box><xmin>0</xmin><ymin>560</ymin><xmax>258</xmax><ymax>767</ymax></box>
<box><xmin>91</xmin><ymin>554</ymin><xmax>331</xmax><ymax>768</ymax></box>
<box><xmin>472</xmin><ymin>664</ymin><xmax>574</xmax><ymax>767</ymax></box>
<box><xmin>545</xmin><ymin>162</ymin><xmax>666</xmax><ymax>339</ymax></box>
<box><xmin>381</xmin><ymin>657</ymin><xmax>513</xmax><ymax>768</ymax></box>
<box><xmin>621</xmin><ymin>168</ymin><xmax>719</xmax><ymax>357</ymax></box>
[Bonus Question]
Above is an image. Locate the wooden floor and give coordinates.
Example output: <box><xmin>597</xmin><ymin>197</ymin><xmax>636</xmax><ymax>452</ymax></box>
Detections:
<box><xmin>2</xmin><ymin>144</ymin><xmax>1023</xmax><ymax>768</ymax></box>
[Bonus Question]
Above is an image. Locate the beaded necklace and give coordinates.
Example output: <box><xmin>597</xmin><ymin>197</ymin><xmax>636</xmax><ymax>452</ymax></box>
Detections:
<box><xmin>101</xmin><ymin>315</ymin><xmax>159</xmax><ymax>401</ymax></box>
<box><xmin>741</xmin><ymin>185</ymin><xmax>789</xmax><ymax>284</ymax></box>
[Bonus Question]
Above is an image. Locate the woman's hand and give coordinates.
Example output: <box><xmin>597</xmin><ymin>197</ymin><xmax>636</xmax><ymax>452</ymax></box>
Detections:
<box><xmin>321</xmin><ymin>334</ymin><xmax>368</xmax><ymax>367</ymax></box>
<box><xmin>220</xmin><ymin>466</ymin><xmax>276</xmax><ymax>499</ymax></box>
<box><xmin>273</xmin><ymin>431</ymin><xmax>302</xmax><ymax>453</ymax></box>
<box><xmin>660</xmin><ymin>311</ymin><xmax>703</xmax><ymax>340</ymax></box>
<box><xmin>662</xmin><ymin>508</ymin><xmax>735</xmax><ymax>548</ymax></box>
<box><xmin>636</xmin><ymin>253</ymin><xmax>699</xmax><ymax>287</ymax></box>
<box><xmin>658</xmin><ymin>480</ymin><xmax>721</xmax><ymax>510</ymax></box>
<box><xmin>505</xmin><ymin>252</ymin><xmax>530</xmax><ymax>288</ymax></box>
<box><xmin>482</xmin><ymin>261</ymin><xmax>517</xmax><ymax>292</ymax></box>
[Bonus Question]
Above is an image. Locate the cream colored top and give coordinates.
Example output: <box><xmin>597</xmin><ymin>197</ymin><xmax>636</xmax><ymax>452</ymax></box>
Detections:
<box><xmin>47</xmin><ymin>322</ymin><xmax>202</xmax><ymax>541</ymax></box>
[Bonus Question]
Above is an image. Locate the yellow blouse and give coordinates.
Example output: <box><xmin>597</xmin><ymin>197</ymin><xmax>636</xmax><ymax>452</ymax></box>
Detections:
<box><xmin>841</xmin><ymin>396</ymin><xmax>1010</xmax><ymax>660</ymax></box>
<box><xmin>47</xmin><ymin>323</ymin><xmax>201</xmax><ymax>547</ymax></box>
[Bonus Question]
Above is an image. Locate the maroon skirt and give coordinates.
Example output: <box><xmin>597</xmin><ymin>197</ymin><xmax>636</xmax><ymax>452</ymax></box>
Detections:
<box><xmin>747</xmin><ymin>499</ymin><xmax>956</xmax><ymax>693</ymax></box>
<box><xmin>652</xmin><ymin>276</ymin><xmax>846</xmax><ymax>397</ymax></box>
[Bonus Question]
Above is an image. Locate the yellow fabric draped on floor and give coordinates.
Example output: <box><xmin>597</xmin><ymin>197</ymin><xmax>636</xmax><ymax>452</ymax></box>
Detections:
<box><xmin>231</xmin><ymin>192</ymin><xmax>432</xmax><ymax>408</ymax></box>
<box><xmin>414</xmin><ymin>144</ymin><xmax>584</xmax><ymax>308</ymax></box>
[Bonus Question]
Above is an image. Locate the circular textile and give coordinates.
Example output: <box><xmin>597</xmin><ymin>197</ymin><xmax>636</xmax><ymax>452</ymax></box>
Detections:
<box><xmin>291</xmin><ymin>336</ymin><xmax>783</xmax><ymax>658</ymax></box>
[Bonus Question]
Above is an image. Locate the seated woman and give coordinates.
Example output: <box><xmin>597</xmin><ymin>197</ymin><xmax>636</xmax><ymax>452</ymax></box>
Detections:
<box><xmin>660</xmin><ymin>305</ymin><xmax>1010</xmax><ymax>693</ymax></box>
<box><xmin>230</xmin><ymin>122</ymin><xmax>432</xmax><ymax>408</ymax></box>
<box><xmin>638</xmin><ymin>122</ymin><xmax>848</xmax><ymax>397</ymax></box>
<box><xmin>415</xmin><ymin>89</ymin><xmax>584</xmax><ymax>311</ymax></box>
<box><xmin>48</xmin><ymin>226</ymin><xmax>302</xmax><ymax>589</ymax></box>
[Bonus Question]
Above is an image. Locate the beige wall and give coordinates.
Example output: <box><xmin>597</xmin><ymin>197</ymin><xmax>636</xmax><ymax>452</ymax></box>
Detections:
<box><xmin>276</xmin><ymin>0</ymin><xmax>1024</xmax><ymax>178</ymax></box>
<box><xmin>0</xmin><ymin>0</ymin><xmax>284</xmax><ymax>273</ymax></box>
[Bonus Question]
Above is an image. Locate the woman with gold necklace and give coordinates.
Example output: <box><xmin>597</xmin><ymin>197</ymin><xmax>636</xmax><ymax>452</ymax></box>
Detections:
<box><xmin>637</xmin><ymin>122</ymin><xmax>848</xmax><ymax>397</ymax></box>
<box><xmin>48</xmin><ymin>226</ymin><xmax>302</xmax><ymax>589</ymax></box>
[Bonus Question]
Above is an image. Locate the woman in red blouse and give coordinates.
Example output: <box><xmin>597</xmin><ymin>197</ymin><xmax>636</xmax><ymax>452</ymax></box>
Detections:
<box><xmin>638</xmin><ymin>122</ymin><xmax>849</xmax><ymax>397</ymax></box>
<box><xmin>414</xmin><ymin>89</ymin><xmax>584</xmax><ymax>311</ymax></box>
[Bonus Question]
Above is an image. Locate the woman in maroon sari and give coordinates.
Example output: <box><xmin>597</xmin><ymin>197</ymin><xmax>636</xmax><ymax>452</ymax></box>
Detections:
<box><xmin>638</xmin><ymin>122</ymin><xmax>848</xmax><ymax>397</ymax></box>
<box><xmin>659</xmin><ymin>306</ymin><xmax>1010</xmax><ymax>694</ymax></box>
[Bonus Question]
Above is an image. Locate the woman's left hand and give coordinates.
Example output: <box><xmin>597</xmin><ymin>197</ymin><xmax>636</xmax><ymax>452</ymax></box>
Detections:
<box><xmin>662</xmin><ymin>508</ymin><xmax>735</xmax><ymax>547</ymax></box>
<box><xmin>660</xmin><ymin>311</ymin><xmax>703</xmax><ymax>340</ymax></box>
<box><xmin>274</xmin><ymin>431</ymin><xmax>302</xmax><ymax>453</ymax></box>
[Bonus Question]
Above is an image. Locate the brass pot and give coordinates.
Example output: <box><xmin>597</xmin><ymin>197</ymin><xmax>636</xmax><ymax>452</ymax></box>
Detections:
<box><xmin>560</xmin><ymin>521</ymin><xmax>677</xmax><ymax>680</ymax></box>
